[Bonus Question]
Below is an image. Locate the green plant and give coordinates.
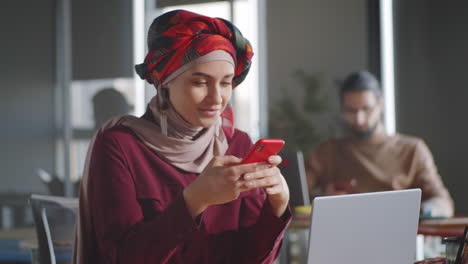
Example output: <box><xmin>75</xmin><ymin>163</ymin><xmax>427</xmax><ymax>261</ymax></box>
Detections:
<box><xmin>268</xmin><ymin>70</ymin><xmax>331</xmax><ymax>157</ymax></box>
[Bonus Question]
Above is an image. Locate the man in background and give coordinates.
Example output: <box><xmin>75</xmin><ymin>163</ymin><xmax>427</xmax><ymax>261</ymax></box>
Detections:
<box><xmin>306</xmin><ymin>71</ymin><xmax>454</xmax><ymax>217</ymax></box>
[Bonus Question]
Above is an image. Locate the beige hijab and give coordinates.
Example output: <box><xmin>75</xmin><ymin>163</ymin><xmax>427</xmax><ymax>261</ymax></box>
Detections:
<box><xmin>73</xmin><ymin>51</ymin><xmax>234</xmax><ymax>264</ymax></box>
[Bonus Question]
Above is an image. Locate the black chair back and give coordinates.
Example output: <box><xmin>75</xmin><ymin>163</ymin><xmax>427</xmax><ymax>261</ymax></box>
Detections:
<box><xmin>29</xmin><ymin>195</ymin><xmax>78</xmax><ymax>264</ymax></box>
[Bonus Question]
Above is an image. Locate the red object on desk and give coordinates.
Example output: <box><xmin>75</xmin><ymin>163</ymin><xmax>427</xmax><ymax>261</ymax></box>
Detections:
<box><xmin>418</xmin><ymin>225</ymin><xmax>465</xmax><ymax>237</ymax></box>
<box><xmin>414</xmin><ymin>257</ymin><xmax>445</xmax><ymax>264</ymax></box>
<box><xmin>290</xmin><ymin>215</ymin><xmax>468</xmax><ymax>238</ymax></box>
<box><xmin>418</xmin><ymin>217</ymin><xmax>468</xmax><ymax>237</ymax></box>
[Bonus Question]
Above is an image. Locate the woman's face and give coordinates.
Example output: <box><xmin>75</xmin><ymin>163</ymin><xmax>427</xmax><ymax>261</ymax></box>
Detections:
<box><xmin>166</xmin><ymin>60</ymin><xmax>235</xmax><ymax>128</ymax></box>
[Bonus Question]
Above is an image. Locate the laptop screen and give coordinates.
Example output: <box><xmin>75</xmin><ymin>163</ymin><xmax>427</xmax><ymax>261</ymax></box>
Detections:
<box><xmin>278</xmin><ymin>150</ymin><xmax>310</xmax><ymax>208</ymax></box>
<box><xmin>307</xmin><ymin>189</ymin><xmax>421</xmax><ymax>264</ymax></box>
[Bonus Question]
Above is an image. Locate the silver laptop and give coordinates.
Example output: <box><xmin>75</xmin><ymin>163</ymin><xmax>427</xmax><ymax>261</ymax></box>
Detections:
<box><xmin>307</xmin><ymin>189</ymin><xmax>421</xmax><ymax>264</ymax></box>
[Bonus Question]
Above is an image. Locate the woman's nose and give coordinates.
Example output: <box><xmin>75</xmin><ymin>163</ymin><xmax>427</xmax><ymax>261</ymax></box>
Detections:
<box><xmin>208</xmin><ymin>84</ymin><xmax>223</xmax><ymax>104</ymax></box>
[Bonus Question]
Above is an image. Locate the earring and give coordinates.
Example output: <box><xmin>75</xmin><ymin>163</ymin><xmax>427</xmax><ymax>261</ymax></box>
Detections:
<box><xmin>160</xmin><ymin>111</ymin><xmax>168</xmax><ymax>136</ymax></box>
<box><xmin>158</xmin><ymin>87</ymin><xmax>170</xmax><ymax>136</ymax></box>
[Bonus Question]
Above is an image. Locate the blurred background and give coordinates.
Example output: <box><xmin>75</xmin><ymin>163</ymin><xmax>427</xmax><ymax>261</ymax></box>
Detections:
<box><xmin>1</xmin><ymin>0</ymin><xmax>467</xmax><ymax>237</ymax></box>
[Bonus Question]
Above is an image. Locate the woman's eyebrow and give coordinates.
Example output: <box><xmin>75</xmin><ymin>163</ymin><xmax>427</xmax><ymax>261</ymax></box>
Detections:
<box><xmin>192</xmin><ymin>72</ymin><xmax>234</xmax><ymax>78</ymax></box>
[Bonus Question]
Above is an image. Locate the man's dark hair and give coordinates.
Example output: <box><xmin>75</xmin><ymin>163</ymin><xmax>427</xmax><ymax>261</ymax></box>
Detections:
<box><xmin>339</xmin><ymin>71</ymin><xmax>382</xmax><ymax>101</ymax></box>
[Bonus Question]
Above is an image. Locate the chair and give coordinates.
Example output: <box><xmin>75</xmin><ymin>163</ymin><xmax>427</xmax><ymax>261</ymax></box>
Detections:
<box><xmin>277</xmin><ymin>150</ymin><xmax>311</xmax><ymax>264</ymax></box>
<box><xmin>29</xmin><ymin>194</ymin><xmax>78</xmax><ymax>264</ymax></box>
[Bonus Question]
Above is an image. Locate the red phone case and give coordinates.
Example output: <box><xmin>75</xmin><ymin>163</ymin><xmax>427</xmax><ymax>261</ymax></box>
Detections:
<box><xmin>241</xmin><ymin>139</ymin><xmax>285</xmax><ymax>164</ymax></box>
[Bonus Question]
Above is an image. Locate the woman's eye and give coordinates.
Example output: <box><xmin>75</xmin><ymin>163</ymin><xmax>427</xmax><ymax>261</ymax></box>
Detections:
<box><xmin>221</xmin><ymin>82</ymin><xmax>232</xmax><ymax>87</ymax></box>
<box><xmin>193</xmin><ymin>81</ymin><xmax>207</xmax><ymax>86</ymax></box>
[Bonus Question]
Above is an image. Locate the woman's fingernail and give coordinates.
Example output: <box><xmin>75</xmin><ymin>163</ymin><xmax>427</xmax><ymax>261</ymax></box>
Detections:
<box><xmin>244</xmin><ymin>173</ymin><xmax>251</xmax><ymax>179</ymax></box>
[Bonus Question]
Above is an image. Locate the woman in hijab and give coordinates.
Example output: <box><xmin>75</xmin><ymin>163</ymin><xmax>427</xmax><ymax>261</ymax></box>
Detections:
<box><xmin>74</xmin><ymin>10</ymin><xmax>291</xmax><ymax>264</ymax></box>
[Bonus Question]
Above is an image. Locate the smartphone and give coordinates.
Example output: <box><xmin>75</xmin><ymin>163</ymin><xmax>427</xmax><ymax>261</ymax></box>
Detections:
<box><xmin>240</xmin><ymin>139</ymin><xmax>285</xmax><ymax>164</ymax></box>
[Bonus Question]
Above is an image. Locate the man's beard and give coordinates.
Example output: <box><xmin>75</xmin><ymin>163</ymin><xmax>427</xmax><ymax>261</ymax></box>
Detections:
<box><xmin>349</xmin><ymin>122</ymin><xmax>379</xmax><ymax>140</ymax></box>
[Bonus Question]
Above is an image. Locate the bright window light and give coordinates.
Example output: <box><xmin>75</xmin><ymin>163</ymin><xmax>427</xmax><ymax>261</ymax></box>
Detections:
<box><xmin>133</xmin><ymin>0</ymin><xmax>146</xmax><ymax>116</ymax></box>
<box><xmin>380</xmin><ymin>0</ymin><xmax>396</xmax><ymax>135</ymax></box>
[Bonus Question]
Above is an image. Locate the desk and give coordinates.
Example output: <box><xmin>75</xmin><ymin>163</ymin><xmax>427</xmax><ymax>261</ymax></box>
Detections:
<box><xmin>418</xmin><ymin>218</ymin><xmax>468</xmax><ymax>237</ymax></box>
<box><xmin>0</xmin><ymin>227</ymin><xmax>73</xmax><ymax>264</ymax></box>
<box><xmin>0</xmin><ymin>239</ymin><xmax>32</xmax><ymax>263</ymax></box>
<box><xmin>289</xmin><ymin>217</ymin><xmax>468</xmax><ymax>237</ymax></box>
<box><xmin>0</xmin><ymin>227</ymin><xmax>36</xmax><ymax>240</ymax></box>
<box><xmin>416</xmin><ymin>218</ymin><xmax>468</xmax><ymax>259</ymax></box>
<box><xmin>418</xmin><ymin>224</ymin><xmax>465</xmax><ymax>237</ymax></box>
<box><xmin>0</xmin><ymin>228</ymin><xmax>35</xmax><ymax>263</ymax></box>
<box><xmin>283</xmin><ymin>217</ymin><xmax>468</xmax><ymax>263</ymax></box>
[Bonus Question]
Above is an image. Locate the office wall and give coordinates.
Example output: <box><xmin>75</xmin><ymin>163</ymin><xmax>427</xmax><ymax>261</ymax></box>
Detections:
<box><xmin>0</xmin><ymin>1</ymin><xmax>56</xmax><ymax>193</ymax></box>
<box><xmin>0</xmin><ymin>0</ymin><xmax>134</xmax><ymax>194</ymax></box>
<box><xmin>395</xmin><ymin>1</ymin><xmax>468</xmax><ymax>214</ymax></box>
<box><xmin>266</xmin><ymin>0</ymin><xmax>369</xmax><ymax>137</ymax></box>
<box><xmin>72</xmin><ymin>0</ymin><xmax>133</xmax><ymax>80</ymax></box>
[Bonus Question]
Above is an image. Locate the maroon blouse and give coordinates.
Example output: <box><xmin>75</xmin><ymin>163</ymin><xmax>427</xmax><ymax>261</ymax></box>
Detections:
<box><xmin>86</xmin><ymin>125</ymin><xmax>291</xmax><ymax>263</ymax></box>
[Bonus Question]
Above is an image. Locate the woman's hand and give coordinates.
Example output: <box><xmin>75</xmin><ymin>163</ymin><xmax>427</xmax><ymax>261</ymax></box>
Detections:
<box><xmin>242</xmin><ymin>155</ymin><xmax>290</xmax><ymax>218</ymax></box>
<box><xmin>183</xmin><ymin>155</ymin><xmax>290</xmax><ymax>218</ymax></box>
<box><xmin>183</xmin><ymin>155</ymin><xmax>260</xmax><ymax>217</ymax></box>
